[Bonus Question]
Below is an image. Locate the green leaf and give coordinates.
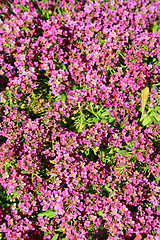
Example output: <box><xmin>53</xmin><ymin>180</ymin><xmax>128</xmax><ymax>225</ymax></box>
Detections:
<box><xmin>15</xmin><ymin>4</ymin><xmax>26</xmax><ymax>9</ymax></box>
<box><xmin>120</xmin><ymin>115</ymin><xmax>129</xmax><ymax>128</ymax></box>
<box><xmin>3</xmin><ymin>43</ymin><xmax>14</xmax><ymax>49</ymax></box>
<box><xmin>154</xmin><ymin>176</ymin><xmax>160</xmax><ymax>183</ymax></box>
<box><xmin>72</xmin><ymin>85</ymin><xmax>77</xmax><ymax>90</ymax></box>
<box><xmin>153</xmin><ymin>113</ymin><xmax>160</xmax><ymax>123</ymax></box>
<box><xmin>98</xmin><ymin>210</ymin><xmax>104</xmax><ymax>216</ymax></box>
<box><xmin>152</xmin><ymin>231</ymin><xmax>157</xmax><ymax>235</ymax></box>
<box><xmin>57</xmin><ymin>7</ymin><xmax>64</xmax><ymax>14</ymax></box>
<box><xmin>99</xmin><ymin>111</ymin><xmax>110</xmax><ymax>119</ymax></box>
<box><xmin>152</xmin><ymin>20</ymin><xmax>160</xmax><ymax>32</ymax></box>
<box><xmin>142</xmin><ymin>116</ymin><xmax>152</xmax><ymax>126</ymax></box>
<box><xmin>62</xmin><ymin>64</ymin><xmax>66</xmax><ymax>70</ymax></box>
<box><xmin>58</xmin><ymin>93</ymin><xmax>66</xmax><ymax>101</ymax></box>
<box><xmin>52</xmin><ymin>234</ymin><xmax>59</xmax><ymax>240</ymax></box>
<box><xmin>6</xmin><ymin>0</ymin><xmax>12</xmax><ymax>5</ymax></box>
<box><xmin>156</xmin><ymin>205</ymin><xmax>160</xmax><ymax>211</ymax></box>
<box><xmin>55</xmin><ymin>228</ymin><xmax>65</xmax><ymax>232</ymax></box>
<box><xmin>86</xmin><ymin>117</ymin><xmax>99</xmax><ymax>124</ymax></box>
<box><xmin>154</xmin><ymin>106</ymin><xmax>160</xmax><ymax>112</ymax></box>
<box><xmin>117</xmin><ymin>150</ymin><xmax>131</xmax><ymax>156</ymax></box>
<box><xmin>150</xmin><ymin>116</ymin><xmax>158</xmax><ymax>123</ymax></box>
<box><xmin>108</xmin><ymin>116</ymin><xmax>115</xmax><ymax>123</ymax></box>
<box><xmin>38</xmin><ymin>209</ymin><xmax>57</xmax><ymax>218</ymax></box>
<box><xmin>99</xmin><ymin>39</ymin><xmax>106</xmax><ymax>44</ymax></box>
<box><xmin>21</xmin><ymin>26</ymin><xmax>30</xmax><ymax>31</ymax></box>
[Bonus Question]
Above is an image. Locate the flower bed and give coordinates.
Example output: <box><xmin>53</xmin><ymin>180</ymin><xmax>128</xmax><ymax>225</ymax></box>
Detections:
<box><xmin>0</xmin><ymin>0</ymin><xmax>160</xmax><ymax>239</ymax></box>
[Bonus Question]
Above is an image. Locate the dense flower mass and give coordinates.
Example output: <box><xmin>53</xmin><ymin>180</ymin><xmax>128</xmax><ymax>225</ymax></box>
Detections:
<box><xmin>0</xmin><ymin>0</ymin><xmax>160</xmax><ymax>239</ymax></box>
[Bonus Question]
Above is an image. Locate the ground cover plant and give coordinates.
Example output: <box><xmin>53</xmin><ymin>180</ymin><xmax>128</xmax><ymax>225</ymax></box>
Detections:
<box><xmin>0</xmin><ymin>0</ymin><xmax>160</xmax><ymax>239</ymax></box>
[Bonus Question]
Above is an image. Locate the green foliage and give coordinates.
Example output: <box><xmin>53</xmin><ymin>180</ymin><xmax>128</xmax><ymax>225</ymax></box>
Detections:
<box><xmin>70</xmin><ymin>102</ymin><xmax>114</xmax><ymax>133</ymax></box>
<box><xmin>80</xmin><ymin>147</ymin><xmax>99</xmax><ymax>162</ymax></box>
<box><xmin>40</xmin><ymin>9</ymin><xmax>53</xmax><ymax>19</ymax></box>
<box><xmin>20</xmin><ymin>26</ymin><xmax>31</xmax><ymax>32</ymax></box>
<box><xmin>153</xmin><ymin>175</ymin><xmax>160</xmax><ymax>184</ymax></box>
<box><xmin>98</xmin><ymin>145</ymin><xmax>116</xmax><ymax>165</ymax></box>
<box><xmin>120</xmin><ymin>115</ymin><xmax>129</xmax><ymax>128</ymax></box>
<box><xmin>14</xmin><ymin>4</ymin><xmax>29</xmax><ymax>12</ymax></box>
<box><xmin>116</xmin><ymin>149</ymin><xmax>132</xmax><ymax>156</ymax></box>
<box><xmin>97</xmin><ymin>210</ymin><xmax>104</xmax><ymax>217</ymax></box>
<box><xmin>3</xmin><ymin>43</ymin><xmax>14</xmax><ymax>49</ymax></box>
<box><xmin>98</xmin><ymin>39</ymin><xmax>106</xmax><ymax>44</ymax></box>
<box><xmin>38</xmin><ymin>209</ymin><xmax>57</xmax><ymax>218</ymax></box>
<box><xmin>156</xmin><ymin>205</ymin><xmax>160</xmax><ymax>211</ymax></box>
<box><xmin>51</xmin><ymin>234</ymin><xmax>59</xmax><ymax>240</ymax></box>
<box><xmin>0</xmin><ymin>186</ymin><xmax>11</xmax><ymax>208</ymax></box>
<box><xmin>53</xmin><ymin>59</ymin><xmax>68</xmax><ymax>70</ymax></box>
<box><xmin>100</xmin><ymin>184</ymin><xmax>111</xmax><ymax>197</ymax></box>
<box><xmin>86</xmin><ymin>185</ymin><xmax>97</xmax><ymax>194</ymax></box>
<box><xmin>0</xmin><ymin>13</ymin><xmax>5</xmax><ymax>20</ymax></box>
<box><xmin>3</xmin><ymin>87</ymin><xmax>14</xmax><ymax>107</ymax></box>
<box><xmin>150</xmin><ymin>20</ymin><xmax>160</xmax><ymax>32</ymax></box>
<box><xmin>141</xmin><ymin>106</ymin><xmax>160</xmax><ymax>126</ymax></box>
<box><xmin>58</xmin><ymin>93</ymin><xmax>67</xmax><ymax>102</ymax></box>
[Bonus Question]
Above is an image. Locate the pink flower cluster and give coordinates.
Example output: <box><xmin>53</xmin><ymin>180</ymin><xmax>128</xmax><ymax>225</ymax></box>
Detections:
<box><xmin>0</xmin><ymin>0</ymin><xmax>159</xmax><ymax>239</ymax></box>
